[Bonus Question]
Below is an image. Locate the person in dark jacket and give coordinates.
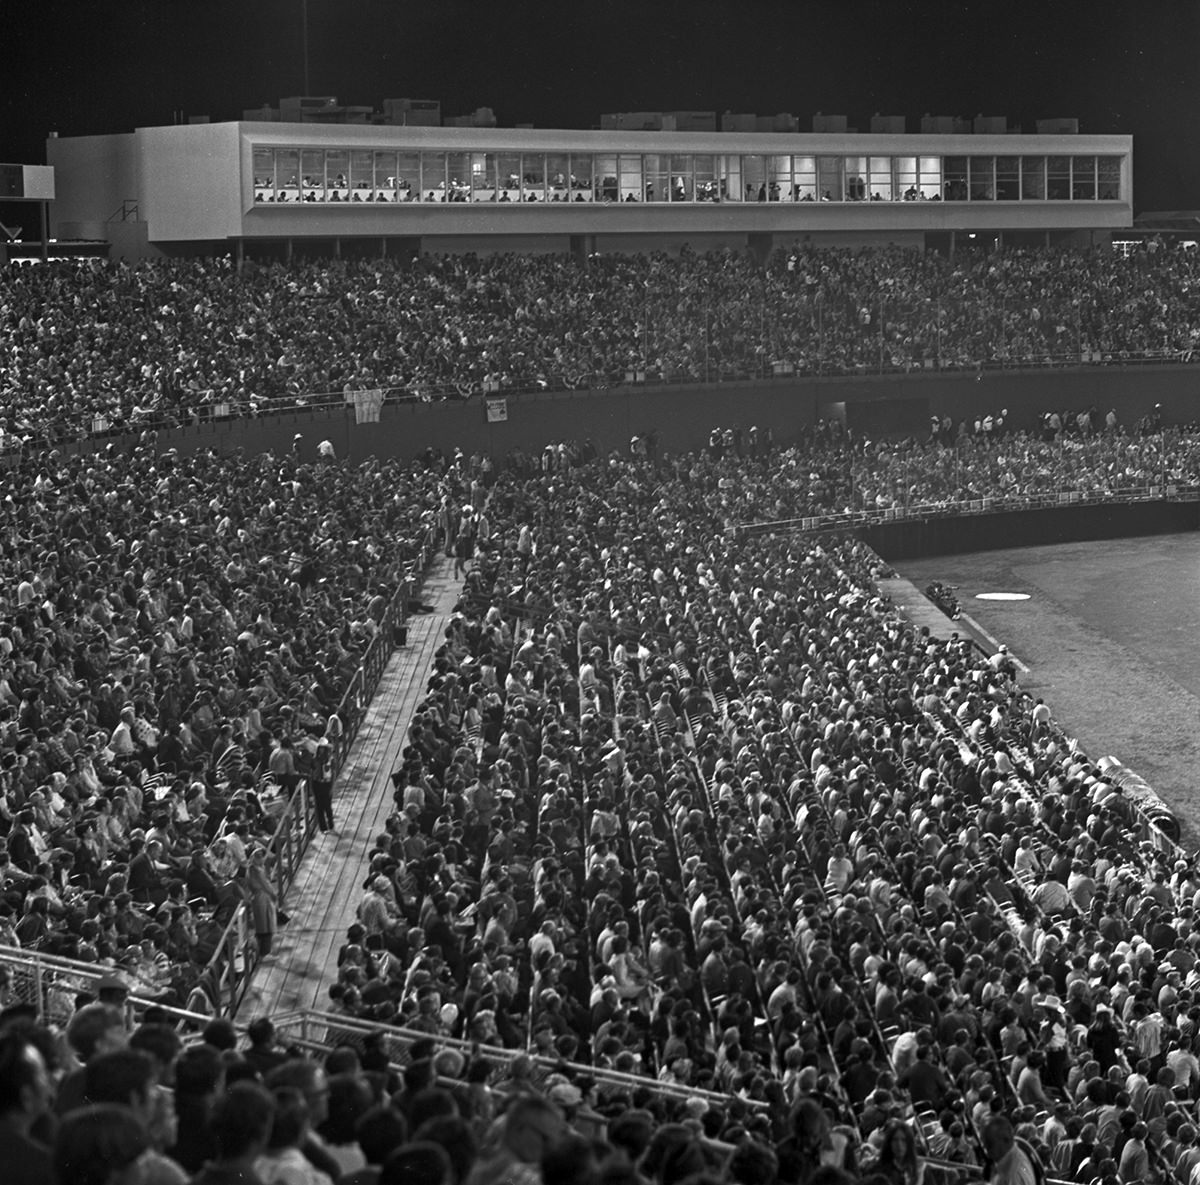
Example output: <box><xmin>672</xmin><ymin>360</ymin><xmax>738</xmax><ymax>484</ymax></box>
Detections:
<box><xmin>185</xmin><ymin>847</ymin><xmax>220</xmax><ymax>906</ymax></box>
<box><xmin>0</xmin><ymin>1029</ymin><xmax>55</xmax><ymax>1185</ymax></box>
<box><xmin>242</xmin><ymin>1019</ymin><xmax>290</xmax><ymax>1078</ymax></box>
<box><xmin>127</xmin><ymin>838</ymin><xmax>167</xmax><ymax>906</ymax></box>
<box><xmin>166</xmin><ymin>1044</ymin><xmax>225</xmax><ymax>1174</ymax></box>
<box><xmin>1087</xmin><ymin>1004</ymin><xmax>1124</xmax><ymax>1073</ymax></box>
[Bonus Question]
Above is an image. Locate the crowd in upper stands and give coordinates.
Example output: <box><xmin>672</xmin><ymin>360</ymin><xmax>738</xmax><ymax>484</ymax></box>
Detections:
<box><xmin>1</xmin><ymin>239</ymin><xmax>1198</xmax><ymax>441</ymax></box>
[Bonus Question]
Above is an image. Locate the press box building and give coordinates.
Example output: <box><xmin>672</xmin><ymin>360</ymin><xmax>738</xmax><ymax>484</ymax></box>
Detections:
<box><xmin>44</xmin><ymin>116</ymin><xmax>1132</xmax><ymax>260</ymax></box>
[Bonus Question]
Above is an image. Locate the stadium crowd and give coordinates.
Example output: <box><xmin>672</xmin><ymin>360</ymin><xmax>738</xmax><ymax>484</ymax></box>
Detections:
<box><xmin>5</xmin><ymin>416</ymin><xmax>1200</xmax><ymax>1180</ymax></box>
<box><xmin>1</xmin><ymin>239</ymin><xmax>1198</xmax><ymax>441</ymax></box>
<box><xmin>250</xmin><ymin>433</ymin><xmax>1192</xmax><ymax>1185</ymax></box>
<box><xmin>3</xmin><ymin>401</ymin><xmax>1200</xmax><ymax>1182</ymax></box>
<box><xmin>0</xmin><ymin>441</ymin><xmax>449</xmax><ymax>1012</ymax></box>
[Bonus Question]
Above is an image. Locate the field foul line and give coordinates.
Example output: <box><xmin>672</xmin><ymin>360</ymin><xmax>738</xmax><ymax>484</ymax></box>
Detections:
<box><xmin>958</xmin><ymin>611</ymin><xmax>1032</xmax><ymax>674</ymax></box>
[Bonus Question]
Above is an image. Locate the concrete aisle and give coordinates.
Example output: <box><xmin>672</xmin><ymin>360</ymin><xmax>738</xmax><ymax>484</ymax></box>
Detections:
<box><xmin>239</xmin><ymin>555</ymin><xmax>462</xmax><ymax>1018</ymax></box>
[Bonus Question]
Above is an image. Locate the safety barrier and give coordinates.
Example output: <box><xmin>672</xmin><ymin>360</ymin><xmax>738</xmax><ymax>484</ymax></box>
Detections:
<box><xmin>270</xmin><ymin>1008</ymin><xmax>760</xmax><ymax>1112</ymax></box>
<box><xmin>0</xmin><ymin>942</ymin><xmax>759</xmax><ymax>1118</ymax></box>
<box><xmin>1095</xmin><ymin>756</ymin><xmax>1183</xmax><ymax>850</ymax></box>
<box><xmin>0</xmin><ymin>943</ymin><xmax>218</xmax><ymax>1030</ymax></box>
<box><xmin>735</xmin><ymin>482</ymin><xmax>1200</xmax><ymax>536</ymax></box>
<box><xmin>0</xmin><ymin>940</ymin><xmax>989</xmax><ymax>1178</ymax></box>
<box><xmin>7</xmin><ymin>347</ymin><xmax>1199</xmax><ymax>454</ymax></box>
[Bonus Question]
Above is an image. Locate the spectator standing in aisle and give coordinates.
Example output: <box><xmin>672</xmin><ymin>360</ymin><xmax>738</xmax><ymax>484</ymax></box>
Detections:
<box><xmin>311</xmin><ymin>736</ymin><xmax>335</xmax><ymax>833</ymax></box>
<box><xmin>246</xmin><ymin>846</ymin><xmax>279</xmax><ymax>958</ymax></box>
<box><xmin>269</xmin><ymin>736</ymin><xmax>300</xmax><ymax>799</ymax></box>
<box><xmin>454</xmin><ymin>504</ymin><xmax>478</xmax><ymax>579</ymax></box>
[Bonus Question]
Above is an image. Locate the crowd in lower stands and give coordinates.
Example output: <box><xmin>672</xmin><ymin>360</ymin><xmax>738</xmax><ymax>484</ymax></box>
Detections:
<box><xmin>2</xmin><ymin>241</ymin><xmax>1199</xmax><ymax>441</ymax></box>
<box><xmin>4</xmin><ymin>419</ymin><xmax>1200</xmax><ymax>1183</ymax></box>
<box><xmin>303</xmin><ymin>436</ymin><xmax>1200</xmax><ymax>1185</ymax></box>
<box><xmin>0</xmin><ymin>403</ymin><xmax>1197</xmax><ymax>1185</ymax></box>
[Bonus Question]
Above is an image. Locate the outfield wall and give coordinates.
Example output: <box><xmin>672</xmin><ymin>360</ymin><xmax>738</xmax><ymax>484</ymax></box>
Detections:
<box><xmin>860</xmin><ymin>498</ymin><xmax>1200</xmax><ymax>561</ymax></box>
<box><xmin>152</xmin><ymin>362</ymin><xmax>1200</xmax><ymax>463</ymax></box>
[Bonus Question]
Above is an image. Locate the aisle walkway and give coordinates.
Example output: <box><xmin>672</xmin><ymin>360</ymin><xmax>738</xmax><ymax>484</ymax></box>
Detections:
<box><xmin>240</xmin><ymin>555</ymin><xmax>461</xmax><ymax>1017</ymax></box>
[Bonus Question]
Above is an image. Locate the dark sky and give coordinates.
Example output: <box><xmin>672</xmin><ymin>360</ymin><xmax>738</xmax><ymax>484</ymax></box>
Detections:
<box><xmin>3</xmin><ymin>0</ymin><xmax>1197</xmax><ymax>213</ymax></box>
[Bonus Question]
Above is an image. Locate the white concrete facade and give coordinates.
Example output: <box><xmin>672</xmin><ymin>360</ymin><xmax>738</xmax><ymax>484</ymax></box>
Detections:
<box><xmin>46</xmin><ymin>121</ymin><xmax>1133</xmax><ymax>255</ymax></box>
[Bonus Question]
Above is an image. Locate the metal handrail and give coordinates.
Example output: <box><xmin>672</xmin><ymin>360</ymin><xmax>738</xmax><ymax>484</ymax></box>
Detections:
<box><xmin>103</xmin><ymin>199</ymin><xmax>139</xmax><ymax>223</ymax></box>
<box><xmin>271</xmin><ymin>1008</ymin><xmax>765</xmax><ymax>1111</ymax></box>
<box><xmin>0</xmin><ymin>944</ymin><xmax>764</xmax><ymax>1111</ymax></box>
<box><xmin>266</xmin><ymin>547</ymin><xmax>424</xmax><ymax>907</ymax></box>
<box><xmin>0</xmin><ymin>942</ymin><xmax>218</xmax><ymax>1029</ymax></box>
<box><xmin>196</xmin><ymin>531</ymin><xmax>434</xmax><ymax>1016</ymax></box>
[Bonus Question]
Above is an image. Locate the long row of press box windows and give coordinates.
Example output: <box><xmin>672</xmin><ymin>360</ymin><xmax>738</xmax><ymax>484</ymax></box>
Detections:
<box><xmin>251</xmin><ymin>149</ymin><xmax>1124</xmax><ymax>205</ymax></box>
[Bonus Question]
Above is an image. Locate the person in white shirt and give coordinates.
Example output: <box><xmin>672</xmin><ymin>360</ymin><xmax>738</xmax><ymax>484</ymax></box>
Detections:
<box><xmin>1168</xmin><ymin>1043</ymin><xmax>1200</xmax><ymax>1095</ymax></box>
<box><xmin>1013</xmin><ymin>838</ymin><xmax>1041</xmax><ymax>878</ymax></box>
<box><xmin>529</xmin><ymin>920</ymin><xmax>557</xmax><ymax>964</ymax></box>
<box><xmin>15</xmin><ymin>572</ymin><xmax>35</xmax><ymax>607</ymax></box>
<box><xmin>110</xmin><ymin>707</ymin><xmax>137</xmax><ymax>759</ymax></box>
<box><xmin>1032</xmin><ymin>873</ymin><xmax>1072</xmax><ymax>917</ymax></box>
<box><xmin>825</xmin><ymin>843</ymin><xmax>855</xmax><ymax>893</ymax></box>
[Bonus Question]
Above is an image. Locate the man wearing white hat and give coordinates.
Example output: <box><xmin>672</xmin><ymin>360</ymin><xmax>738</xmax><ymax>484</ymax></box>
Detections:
<box><xmin>1034</xmin><ymin>993</ymin><xmax>1071</xmax><ymax>1090</ymax></box>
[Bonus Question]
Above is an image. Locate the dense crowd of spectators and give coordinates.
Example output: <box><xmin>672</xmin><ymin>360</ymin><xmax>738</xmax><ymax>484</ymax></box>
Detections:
<box><xmin>3</xmin><ymin>411</ymin><xmax>1200</xmax><ymax>1180</ymax></box>
<box><xmin>767</xmin><ymin>241</ymin><xmax>1200</xmax><ymax>374</ymax></box>
<box><xmin>0</xmin><ymin>441</ymin><xmax>448</xmax><ymax>1012</ymax></box>
<box><xmin>254</xmin><ymin>435</ymin><xmax>1198</xmax><ymax>1185</ymax></box>
<box><xmin>6</xmin><ymin>415</ymin><xmax>1200</xmax><ymax>1179</ymax></box>
<box><xmin>780</xmin><ymin>416</ymin><xmax>1200</xmax><ymax>518</ymax></box>
<box><xmin>2</xmin><ymin>343</ymin><xmax>1200</xmax><ymax>1182</ymax></box>
<box><xmin>567</xmin><ymin>413</ymin><xmax>1200</xmax><ymax>529</ymax></box>
<box><xmin>2</xmin><ymin>240</ymin><xmax>1199</xmax><ymax>441</ymax></box>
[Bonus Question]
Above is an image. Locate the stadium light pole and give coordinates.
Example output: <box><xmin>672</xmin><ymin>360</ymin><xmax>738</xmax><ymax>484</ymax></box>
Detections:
<box><xmin>817</xmin><ymin>300</ymin><xmax>823</xmax><ymax>377</ymax></box>
<box><xmin>302</xmin><ymin>0</ymin><xmax>310</xmax><ymax>94</ymax></box>
<box><xmin>642</xmin><ymin>283</ymin><xmax>649</xmax><ymax>377</ymax></box>
<box><xmin>759</xmin><ymin>280</ymin><xmax>766</xmax><ymax>379</ymax></box>
<box><xmin>878</xmin><ymin>296</ymin><xmax>885</xmax><ymax>374</ymax></box>
<box><xmin>705</xmin><ymin>300</ymin><xmax>711</xmax><ymax>383</ymax></box>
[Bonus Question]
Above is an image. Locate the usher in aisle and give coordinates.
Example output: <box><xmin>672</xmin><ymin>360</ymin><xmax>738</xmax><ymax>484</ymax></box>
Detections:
<box><xmin>239</xmin><ymin>554</ymin><xmax>462</xmax><ymax>1017</ymax></box>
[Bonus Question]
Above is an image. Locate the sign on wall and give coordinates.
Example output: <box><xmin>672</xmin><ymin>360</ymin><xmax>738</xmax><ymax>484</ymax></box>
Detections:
<box><xmin>485</xmin><ymin>397</ymin><xmax>508</xmax><ymax>423</ymax></box>
<box><xmin>0</xmin><ymin>165</ymin><xmax>55</xmax><ymax>200</ymax></box>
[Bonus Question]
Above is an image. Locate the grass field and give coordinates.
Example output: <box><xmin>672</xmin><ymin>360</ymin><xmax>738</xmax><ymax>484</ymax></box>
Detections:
<box><xmin>900</xmin><ymin>532</ymin><xmax>1200</xmax><ymax>849</ymax></box>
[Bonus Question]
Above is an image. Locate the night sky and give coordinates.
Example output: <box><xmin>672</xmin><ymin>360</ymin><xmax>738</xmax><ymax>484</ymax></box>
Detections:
<box><xmin>2</xmin><ymin>0</ymin><xmax>1197</xmax><ymax>220</ymax></box>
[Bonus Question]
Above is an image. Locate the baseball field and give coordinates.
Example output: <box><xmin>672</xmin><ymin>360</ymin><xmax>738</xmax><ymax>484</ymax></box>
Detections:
<box><xmin>900</xmin><ymin>531</ymin><xmax>1200</xmax><ymax>849</ymax></box>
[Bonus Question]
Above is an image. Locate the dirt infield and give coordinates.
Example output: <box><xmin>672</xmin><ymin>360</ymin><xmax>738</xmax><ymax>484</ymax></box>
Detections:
<box><xmin>900</xmin><ymin>531</ymin><xmax>1200</xmax><ymax>850</ymax></box>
